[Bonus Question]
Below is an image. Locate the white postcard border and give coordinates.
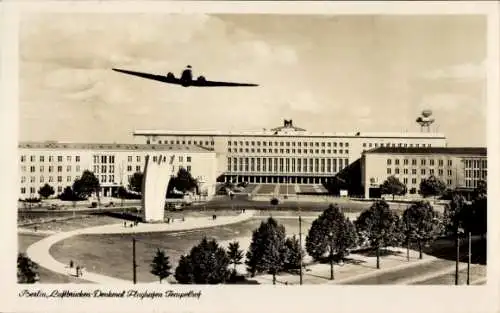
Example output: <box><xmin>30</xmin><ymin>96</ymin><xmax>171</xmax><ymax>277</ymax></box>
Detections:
<box><xmin>1</xmin><ymin>1</ymin><xmax>499</xmax><ymax>313</ymax></box>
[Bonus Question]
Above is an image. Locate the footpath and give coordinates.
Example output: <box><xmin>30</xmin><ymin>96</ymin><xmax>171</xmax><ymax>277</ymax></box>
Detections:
<box><xmin>25</xmin><ymin>211</ymin><xmax>256</xmax><ymax>284</ymax></box>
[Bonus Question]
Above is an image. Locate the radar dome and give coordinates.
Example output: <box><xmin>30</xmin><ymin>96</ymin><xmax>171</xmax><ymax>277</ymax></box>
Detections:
<box><xmin>422</xmin><ymin>110</ymin><xmax>433</xmax><ymax>117</ymax></box>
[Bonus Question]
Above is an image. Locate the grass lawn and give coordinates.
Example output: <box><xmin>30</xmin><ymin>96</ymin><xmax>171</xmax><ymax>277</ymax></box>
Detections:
<box><xmin>18</xmin><ymin>233</ymin><xmax>90</xmax><ymax>284</ymax></box>
<box><xmin>50</xmin><ymin>217</ymin><xmax>310</xmax><ymax>283</ymax></box>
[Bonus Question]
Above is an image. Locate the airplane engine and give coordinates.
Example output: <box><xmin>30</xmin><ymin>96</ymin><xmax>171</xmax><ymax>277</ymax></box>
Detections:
<box><xmin>197</xmin><ymin>76</ymin><xmax>206</xmax><ymax>82</ymax></box>
<box><xmin>166</xmin><ymin>72</ymin><xmax>175</xmax><ymax>79</ymax></box>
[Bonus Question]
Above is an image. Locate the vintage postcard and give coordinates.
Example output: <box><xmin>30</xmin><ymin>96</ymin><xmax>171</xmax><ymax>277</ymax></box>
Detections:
<box><xmin>1</xmin><ymin>1</ymin><xmax>499</xmax><ymax>313</ymax></box>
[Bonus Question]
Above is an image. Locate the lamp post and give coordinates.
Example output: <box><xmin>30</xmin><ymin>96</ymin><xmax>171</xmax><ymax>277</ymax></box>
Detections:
<box><xmin>299</xmin><ymin>211</ymin><xmax>303</xmax><ymax>285</ymax></box>
<box><xmin>467</xmin><ymin>231</ymin><xmax>471</xmax><ymax>285</ymax></box>
<box><xmin>455</xmin><ymin>227</ymin><xmax>464</xmax><ymax>285</ymax></box>
<box><xmin>329</xmin><ymin>231</ymin><xmax>334</xmax><ymax>280</ymax></box>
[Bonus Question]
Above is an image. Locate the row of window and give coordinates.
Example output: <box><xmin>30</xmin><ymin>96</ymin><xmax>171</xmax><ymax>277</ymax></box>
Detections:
<box><xmin>364</xmin><ymin>143</ymin><xmax>432</xmax><ymax>149</ymax></box>
<box><xmin>397</xmin><ymin>177</ymin><xmax>454</xmax><ymax>186</ymax></box>
<box><xmin>21</xmin><ymin>165</ymin><xmax>81</xmax><ymax>173</ymax></box>
<box><xmin>127</xmin><ymin>156</ymin><xmax>142</xmax><ymax>163</ymax></box>
<box><xmin>155</xmin><ymin>139</ymin><xmax>214</xmax><ymax>146</ymax></box>
<box><xmin>228</xmin><ymin>148</ymin><xmax>349</xmax><ymax>155</ymax></box>
<box><xmin>464</xmin><ymin>170</ymin><xmax>487</xmax><ymax>179</ymax></box>
<box><xmin>99</xmin><ymin>175</ymin><xmax>116</xmax><ymax>183</ymax></box>
<box><xmin>93</xmin><ymin>155</ymin><xmax>116</xmax><ymax>164</ymax></box>
<box><xmin>387</xmin><ymin>159</ymin><xmax>453</xmax><ymax>167</ymax></box>
<box><xmin>151</xmin><ymin>155</ymin><xmax>191</xmax><ymax>163</ymax></box>
<box><xmin>227</xmin><ymin>157</ymin><xmax>349</xmax><ymax>173</ymax></box>
<box><xmin>387</xmin><ymin>168</ymin><xmax>453</xmax><ymax>176</ymax></box>
<box><xmin>465</xmin><ymin>179</ymin><xmax>483</xmax><ymax>188</ymax></box>
<box><xmin>20</xmin><ymin>175</ymin><xmax>79</xmax><ymax>184</ymax></box>
<box><xmin>20</xmin><ymin>155</ymin><xmax>81</xmax><ymax>163</ymax></box>
<box><xmin>127</xmin><ymin>165</ymin><xmax>142</xmax><ymax>172</ymax></box>
<box><xmin>228</xmin><ymin>141</ymin><xmax>350</xmax><ymax>148</ymax></box>
<box><xmin>93</xmin><ymin>165</ymin><xmax>116</xmax><ymax>174</ymax></box>
<box><xmin>21</xmin><ymin>186</ymin><xmax>64</xmax><ymax>194</ymax></box>
<box><xmin>464</xmin><ymin>159</ymin><xmax>487</xmax><ymax>169</ymax></box>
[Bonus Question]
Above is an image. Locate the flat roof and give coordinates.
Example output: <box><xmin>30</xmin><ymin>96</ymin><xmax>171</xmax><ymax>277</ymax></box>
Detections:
<box><xmin>133</xmin><ymin>130</ymin><xmax>447</xmax><ymax>139</ymax></box>
<box><xmin>365</xmin><ymin>147</ymin><xmax>487</xmax><ymax>156</ymax></box>
<box><xmin>18</xmin><ymin>141</ymin><xmax>214</xmax><ymax>153</ymax></box>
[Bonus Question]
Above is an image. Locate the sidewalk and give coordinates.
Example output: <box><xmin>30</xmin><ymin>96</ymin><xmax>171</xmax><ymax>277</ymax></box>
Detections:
<box><xmin>219</xmin><ymin>238</ymin><xmax>436</xmax><ymax>285</ymax></box>
<box><xmin>25</xmin><ymin>210</ymin><xmax>256</xmax><ymax>284</ymax></box>
<box><xmin>246</xmin><ymin>248</ymin><xmax>436</xmax><ymax>285</ymax></box>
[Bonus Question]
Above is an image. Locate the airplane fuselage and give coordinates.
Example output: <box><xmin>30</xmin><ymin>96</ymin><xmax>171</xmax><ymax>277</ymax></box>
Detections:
<box><xmin>180</xmin><ymin>68</ymin><xmax>193</xmax><ymax>87</ymax></box>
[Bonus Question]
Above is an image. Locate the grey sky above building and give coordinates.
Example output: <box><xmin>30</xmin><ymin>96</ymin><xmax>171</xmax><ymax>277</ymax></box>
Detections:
<box><xmin>19</xmin><ymin>14</ymin><xmax>486</xmax><ymax>146</ymax></box>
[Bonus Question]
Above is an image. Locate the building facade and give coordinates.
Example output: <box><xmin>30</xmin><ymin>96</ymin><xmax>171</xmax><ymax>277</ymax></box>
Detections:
<box><xmin>18</xmin><ymin>142</ymin><xmax>217</xmax><ymax>200</ymax></box>
<box><xmin>361</xmin><ymin>147</ymin><xmax>487</xmax><ymax>199</ymax></box>
<box><xmin>133</xmin><ymin>120</ymin><xmax>447</xmax><ymax>185</ymax></box>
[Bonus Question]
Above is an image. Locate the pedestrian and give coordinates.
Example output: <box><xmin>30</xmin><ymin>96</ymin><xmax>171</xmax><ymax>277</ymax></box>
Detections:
<box><xmin>124</xmin><ymin>221</ymin><xmax>126</xmax><ymax>227</ymax></box>
<box><xmin>69</xmin><ymin>260</ymin><xmax>74</xmax><ymax>268</ymax></box>
<box><xmin>76</xmin><ymin>265</ymin><xmax>80</xmax><ymax>277</ymax></box>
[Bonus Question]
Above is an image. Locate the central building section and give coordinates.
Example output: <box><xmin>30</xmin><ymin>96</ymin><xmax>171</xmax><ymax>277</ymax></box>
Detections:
<box><xmin>134</xmin><ymin>119</ymin><xmax>447</xmax><ymax>189</ymax></box>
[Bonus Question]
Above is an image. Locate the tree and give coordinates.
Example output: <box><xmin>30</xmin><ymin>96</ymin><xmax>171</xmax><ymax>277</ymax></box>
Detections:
<box><xmin>227</xmin><ymin>241</ymin><xmax>244</xmax><ymax>273</ymax></box>
<box><xmin>174</xmin><ymin>237</ymin><xmax>230</xmax><ymax>284</ymax></box>
<box><xmin>174</xmin><ymin>255</ymin><xmax>194</xmax><ymax>284</ymax></box>
<box><xmin>150</xmin><ymin>249</ymin><xmax>172</xmax><ymax>283</ymax></box>
<box><xmin>117</xmin><ymin>186</ymin><xmax>128</xmax><ymax>199</ymax></box>
<box><xmin>402</xmin><ymin>201</ymin><xmax>441</xmax><ymax>259</ymax></box>
<box><xmin>73</xmin><ymin>170</ymin><xmax>100</xmax><ymax>200</ymax></box>
<box><xmin>284</xmin><ymin>235</ymin><xmax>303</xmax><ymax>273</ymax></box>
<box><xmin>59</xmin><ymin>186</ymin><xmax>79</xmax><ymax>201</ymax></box>
<box><xmin>473</xmin><ymin>180</ymin><xmax>487</xmax><ymax>200</ymax></box>
<box><xmin>245</xmin><ymin>217</ymin><xmax>287</xmax><ymax>285</ymax></box>
<box><xmin>128</xmin><ymin>172</ymin><xmax>144</xmax><ymax>194</ymax></box>
<box><xmin>17</xmin><ymin>253</ymin><xmax>39</xmax><ymax>284</ymax></box>
<box><xmin>305</xmin><ymin>204</ymin><xmax>358</xmax><ymax>262</ymax></box>
<box><xmin>380</xmin><ymin>176</ymin><xmax>406</xmax><ymax>200</ymax></box>
<box><xmin>419</xmin><ymin>176</ymin><xmax>446</xmax><ymax>198</ymax></box>
<box><xmin>443</xmin><ymin>193</ymin><xmax>468</xmax><ymax>285</ymax></box>
<box><xmin>305</xmin><ymin>204</ymin><xmax>357</xmax><ymax>279</ymax></box>
<box><xmin>470</xmin><ymin>197</ymin><xmax>487</xmax><ymax>237</ymax></box>
<box><xmin>355</xmin><ymin>200</ymin><xmax>400</xmax><ymax>269</ymax></box>
<box><xmin>167</xmin><ymin>168</ymin><xmax>199</xmax><ymax>196</ymax></box>
<box><xmin>38</xmin><ymin>183</ymin><xmax>55</xmax><ymax>199</ymax></box>
<box><xmin>443</xmin><ymin>193</ymin><xmax>467</xmax><ymax>235</ymax></box>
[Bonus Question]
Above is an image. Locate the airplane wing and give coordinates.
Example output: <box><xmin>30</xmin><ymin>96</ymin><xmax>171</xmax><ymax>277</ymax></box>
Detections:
<box><xmin>112</xmin><ymin>68</ymin><xmax>182</xmax><ymax>85</ymax></box>
<box><xmin>191</xmin><ymin>80</ymin><xmax>259</xmax><ymax>87</ymax></box>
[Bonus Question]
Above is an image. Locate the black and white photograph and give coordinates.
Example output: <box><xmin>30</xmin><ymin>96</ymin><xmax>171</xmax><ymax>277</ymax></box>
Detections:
<box><xmin>1</xmin><ymin>1</ymin><xmax>499</xmax><ymax>313</ymax></box>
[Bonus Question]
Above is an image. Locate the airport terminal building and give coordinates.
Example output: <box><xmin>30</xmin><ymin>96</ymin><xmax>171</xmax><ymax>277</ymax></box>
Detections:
<box><xmin>19</xmin><ymin>120</ymin><xmax>486</xmax><ymax>201</ymax></box>
<box><xmin>133</xmin><ymin>119</ymin><xmax>447</xmax><ymax>185</ymax></box>
<box><xmin>18</xmin><ymin>142</ymin><xmax>217</xmax><ymax>200</ymax></box>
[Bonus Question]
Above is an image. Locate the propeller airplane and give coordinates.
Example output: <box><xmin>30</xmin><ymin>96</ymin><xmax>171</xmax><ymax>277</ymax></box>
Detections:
<box><xmin>112</xmin><ymin>65</ymin><xmax>259</xmax><ymax>87</ymax></box>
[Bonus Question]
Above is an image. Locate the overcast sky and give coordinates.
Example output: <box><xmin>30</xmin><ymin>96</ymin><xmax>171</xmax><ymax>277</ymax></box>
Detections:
<box><xmin>19</xmin><ymin>14</ymin><xmax>486</xmax><ymax>146</ymax></box>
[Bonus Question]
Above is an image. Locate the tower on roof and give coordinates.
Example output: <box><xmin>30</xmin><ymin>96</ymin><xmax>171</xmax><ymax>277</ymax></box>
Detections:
<box><xmin>271</xmin><ymin>119</ymin><xmax>306</xmax><ymax>133</ymax></box>
<box><xmin>416</xmin><ymin>110</ymin><xmax>435</xmax><ymax>132</ymax></box>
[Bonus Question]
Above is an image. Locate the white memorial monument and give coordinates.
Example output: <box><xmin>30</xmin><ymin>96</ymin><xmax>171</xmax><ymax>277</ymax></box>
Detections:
<box><xmin>141</xmin><ymin>154</ymin><xmax>175</xmax><ymax>222</ymax></box>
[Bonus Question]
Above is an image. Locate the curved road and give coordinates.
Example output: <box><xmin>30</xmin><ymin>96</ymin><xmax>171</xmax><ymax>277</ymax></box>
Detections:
<box><xmin>26</xmin><ymin>211</ymin><xmax>256</xmax><ymax>284</ymax></box>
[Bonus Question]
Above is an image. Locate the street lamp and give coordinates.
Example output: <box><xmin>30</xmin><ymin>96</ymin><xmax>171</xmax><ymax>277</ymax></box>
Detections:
<box><xmin>329</xmin><ymin>231</ymin><xmax>334</xmax><ymax>280</ymax></box>
<box><xmin>455</xmin><ymin>227</ymin><xmax>464</xmax><ymax>285</ymax></box>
